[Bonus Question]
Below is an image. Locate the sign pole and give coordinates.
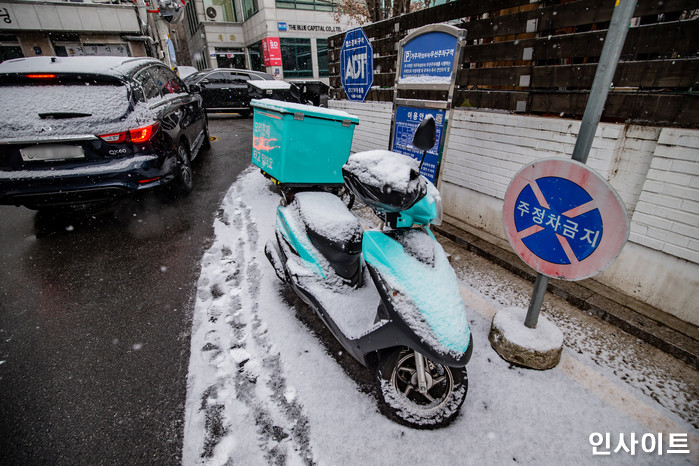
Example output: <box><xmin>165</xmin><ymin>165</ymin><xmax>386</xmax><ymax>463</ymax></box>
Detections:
<box><xmin>524</xmin><ymin>0</ymin><xmax>637</xmax><ymax>328</ymax></box>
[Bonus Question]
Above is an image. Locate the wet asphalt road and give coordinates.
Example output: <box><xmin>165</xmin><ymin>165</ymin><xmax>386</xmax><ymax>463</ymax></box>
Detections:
<box><xmin>0</xmin><ymin>116</ymin><xmax>252</xmax><ymax>464</ymax></box>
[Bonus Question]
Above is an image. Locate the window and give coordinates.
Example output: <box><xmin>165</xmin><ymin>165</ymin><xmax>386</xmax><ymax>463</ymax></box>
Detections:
<box><xmin>317</xmin><ymin>38</ymin><xmax>329</xmax><ymax>77</ymax></box>
<box><xmin>185</xmin><ymin>0</ymin><xmax>200</xmax><ymax>37</ymax></box>
<box><xmin>280</xmin><ymin>38</ymin><xmax>312</xmax><ymax>78</ymax></box>
<box><xmin>0</xmin><ymin>35</ymin><xmax>23</xmax><ymax>63</ymax></box>
<box><xmin>225</xmin><ymin>72</ymin><xmax>250</xmax><ymax>84</ymax></box>
<box><xmin>134</xmin><ymin>68</ymin><xmax>160</xmax><ymax>101</ymax></box>
<box><xmin>241</xmin><ymin>0</ymin><xmax>259</xmax><ymax>20</ymax></box>
<box><xmin>152</xmin><ymin>66</ymin><xmax>184</xmax><ymax>95</ymax></box>
<box><xmin>276</xmin><ymin>0</ymin><xmax>336</xmax><ymax>11</ymax></box>
<box><xmin>214</xmin><ymin>47</ymin><xmax>245</xmax><ymax>68</ymax></box>
<box><xmin>248</xmin><ymin>41</ymin><xmax>264</xmax><ymax>72</ymax></box>
<box><xmin>201</xmin><ymin>72</ymin><xmax>226</xmax><ymax>83</ymax></box>
<box><xmin>0</xmin><ymin>45</ymin><xmax>23</xmax><ymax>63</ymax></box>
<box><xmin>196</xmin><ymin>51</ymin><xmax>208</xmax><ymax>71</ymax></box>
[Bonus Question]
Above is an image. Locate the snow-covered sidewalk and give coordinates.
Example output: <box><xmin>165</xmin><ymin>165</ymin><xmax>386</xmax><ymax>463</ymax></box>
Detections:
<box><xmin>182</xmin><ymin>168</ymin><xmax>697</xmax><ymax>465</ymax></box>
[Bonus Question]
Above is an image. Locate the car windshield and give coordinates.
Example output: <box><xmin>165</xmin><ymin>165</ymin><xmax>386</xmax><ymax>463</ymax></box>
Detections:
<box><xmin>184</xmin><ymin>72</ymin><xmax>209</xmax><ymax>83</ymax></box>
<box><xmin>0</xmin><ymin>81</ymin><xmax>131</xmax><ymax>140</ymax></box>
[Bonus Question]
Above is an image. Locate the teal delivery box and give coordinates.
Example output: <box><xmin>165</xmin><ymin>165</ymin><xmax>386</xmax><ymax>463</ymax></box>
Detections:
<box><xmin>251</xmin><ymin>99</ymin><xmax>359</xmax><ymax>185</ymax></box>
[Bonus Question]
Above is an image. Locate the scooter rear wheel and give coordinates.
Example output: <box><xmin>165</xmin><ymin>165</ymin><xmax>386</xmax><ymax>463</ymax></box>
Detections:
<box><xmin>376</xmin><ymin>347</ymin><xmax>468</xmax><ymax>429</ymax></box>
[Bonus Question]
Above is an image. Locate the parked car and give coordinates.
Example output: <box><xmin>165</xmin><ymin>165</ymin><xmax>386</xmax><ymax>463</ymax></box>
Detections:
<box><xmin>0</xmin><ymin>56</ymin><xmax>209</xmax><ymax>211</ymax></box>
<box><xmin>184</xmin><ymin>68</ymin><xmax>276</xmax><ymax>116</ymax></box>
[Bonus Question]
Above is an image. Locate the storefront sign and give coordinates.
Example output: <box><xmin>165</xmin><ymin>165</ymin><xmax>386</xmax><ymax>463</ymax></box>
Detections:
<box><xmin>286</xmin><ymin>24</ymin><xmax>342</xmax><ymax>33</ymax></box>
<box><xmin>340</xmin><ymin>28</ymin><xmax>373</xmax><ymax>102</ymax></box>
<box><xmin>400</xmin><ymin>31</ymin><xmax>457</xmax><ymax>84</ymax></box>
<box><xmin>391</xmin><ymin>106</ymin><xmax>446</xmax><ymax>183</ymax></box>
<box><xmin>0</xmin><ymin>7</ymin><xmax>12</xmax><ymax>24</ymax></box>
<box><xmin>262</xmin><ymin>37</ymin><xmax>282</xmax><ymax>67</ymax></box>
<box><xmin>278</xmin><ymin>22</ymin><xmax>287</xmax><ymax>32</ymax></box>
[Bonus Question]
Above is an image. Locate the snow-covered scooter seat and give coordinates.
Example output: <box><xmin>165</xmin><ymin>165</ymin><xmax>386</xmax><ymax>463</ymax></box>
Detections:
<box><xmin>343</xmin><ymin>150</ymin><xmax>426</xmax><ymax>213</ymax></box>
<box><xmin>294</xmin><ymin>191</ymin><xmax>363</xmax><ymax>286</ymax></box>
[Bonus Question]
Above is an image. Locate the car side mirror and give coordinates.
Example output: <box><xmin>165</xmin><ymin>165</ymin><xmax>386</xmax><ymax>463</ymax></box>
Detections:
<box><xmin>413</xmin><ymin>116</ymin><xmax>436</xmax><ymax>152</ymax></box>
<box><xmin>188</xmin><ymin>84</ymin><xmax>201</xmax><ymax>93</ymax></box>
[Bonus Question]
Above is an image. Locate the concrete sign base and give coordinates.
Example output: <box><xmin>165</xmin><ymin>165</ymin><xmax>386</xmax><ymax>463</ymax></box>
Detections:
<box><xmin>489</xmin><ymin>307</ymin><xmax>563</xmax><ymax>370</ymax></box>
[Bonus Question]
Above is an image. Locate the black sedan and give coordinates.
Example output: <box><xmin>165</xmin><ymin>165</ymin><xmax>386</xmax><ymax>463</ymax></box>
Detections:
<box><xmin>184</xmin><ymin>68</ymin><xmax>276</xmax><ymax>116</ymax></box>
<box><xmin>0</xmin><ymin>56</ymin><xmax>209</xmax><ymax>211</ymax></box>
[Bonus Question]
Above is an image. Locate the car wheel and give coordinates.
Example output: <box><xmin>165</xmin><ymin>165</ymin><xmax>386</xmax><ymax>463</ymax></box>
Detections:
<box><xmin>169</xmin><ymin>142</ymin><xmax>193</xmax><ymax>197</ymax></box>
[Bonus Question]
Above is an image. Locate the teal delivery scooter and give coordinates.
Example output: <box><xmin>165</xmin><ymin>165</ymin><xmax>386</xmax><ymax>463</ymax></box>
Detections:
<box><xmin>258</xmin><ymin>105</ymin><xmax>473</xmax><ymax>428</ymax></box>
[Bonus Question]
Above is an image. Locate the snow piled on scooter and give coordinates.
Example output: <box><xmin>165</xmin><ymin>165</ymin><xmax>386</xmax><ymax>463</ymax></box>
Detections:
<box><xmin>295</xmin><ymin>192</ymin><xmax>362</xmax><ymax>244</ymax></box>
<box><xmin>343</xmin><ymin>149</ymin><xmax>422</xmax><ymax>192</ymax></box>
<box><xmin>363</xmin><ymin>229</ymin><xmax>471</xmax><ymax>358</ymax></box>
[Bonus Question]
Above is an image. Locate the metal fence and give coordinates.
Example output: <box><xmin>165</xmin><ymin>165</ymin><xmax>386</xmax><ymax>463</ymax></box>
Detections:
<box><xmin>328</xmin><ymin>0</ymin><xmax>699</xmax><ymax>128</ymax></box>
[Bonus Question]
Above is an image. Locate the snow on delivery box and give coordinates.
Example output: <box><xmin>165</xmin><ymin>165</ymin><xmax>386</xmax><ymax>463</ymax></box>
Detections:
<box><xmin>251</xmin><ymin>99</ymin><xmax>359</xmax><ymax>185</ymax></box>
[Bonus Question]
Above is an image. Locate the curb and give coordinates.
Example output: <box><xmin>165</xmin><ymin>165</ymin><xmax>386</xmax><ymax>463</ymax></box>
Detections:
<box><xmin>434</xmin><ymin>222</ymin><xmax>699</xmax><ymax>370</ymax></box>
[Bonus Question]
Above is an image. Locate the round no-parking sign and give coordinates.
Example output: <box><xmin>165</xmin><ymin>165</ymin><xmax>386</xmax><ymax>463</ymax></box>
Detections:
<box><xmin>503</xmin><ymin>158</ymin><xmax>629</xmax><ymax>281</ymax></box>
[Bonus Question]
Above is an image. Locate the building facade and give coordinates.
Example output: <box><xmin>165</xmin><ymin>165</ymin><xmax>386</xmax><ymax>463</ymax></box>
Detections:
<box><xmin>183</xmin><ymin>0</ymin><xmax>355</xmax><ymax>81</ymax></box>
<box><xmin>0</xmin><ymin>0</ymin><xmax>156</xmax><ymax>62</ymax></box>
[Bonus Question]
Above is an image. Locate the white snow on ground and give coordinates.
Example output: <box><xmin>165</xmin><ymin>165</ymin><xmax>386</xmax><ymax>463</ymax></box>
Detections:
<box><xmin>183</xmin><ymin>168</ymin><xmax>697</xmax><ymax>465</ymax></box>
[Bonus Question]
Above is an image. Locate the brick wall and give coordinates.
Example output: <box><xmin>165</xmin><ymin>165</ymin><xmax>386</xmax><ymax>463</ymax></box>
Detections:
<box><xmin>441</xmin><ymin>111</ymin><xmax>621</xmax><ymax>201</ymax></box>
<box><xmin>329</xmin><ymin>102</ymin><xmax>699</xmax><ymax>324</ymax></box>
<box><xmin>630</xmin><ymin>129</ymin><xmax>699</xmax><ymax>265</ymax></box>
<box><xmin>334</xmin><ymin>101</ymin><xmax>393</xmax><ymax>154</ymax></box>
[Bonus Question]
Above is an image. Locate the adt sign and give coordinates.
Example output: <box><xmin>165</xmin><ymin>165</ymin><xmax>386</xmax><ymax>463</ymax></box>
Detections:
<box><xmin>340</xmin><ymin>28</ymin><xmax>373</xmax><ymax>102</ymax></box>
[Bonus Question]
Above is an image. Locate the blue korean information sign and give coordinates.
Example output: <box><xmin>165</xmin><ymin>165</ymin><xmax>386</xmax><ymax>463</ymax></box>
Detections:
<box><xmin>400</xmin><ymin>31</ymin><xmax>457</xmax><ymax>82</ymax></box>
<box><xmin>514</xmin><ymin>178</ymin><xmax>604</xmax><ymax>264</ymax></box>
<box><xmin>503</xmin><ymin>158</ymin><xmax>630</xmax><ymax>281</ymax></box>
<box><xmin>340</xmin><ymin>28</ymin><xmax>374</xmax><ymax>102</ymax></box>
<box><xmin>391</xmin><ymin>106</ymin><xmax>446</xmax><ymax>183</ymax></box>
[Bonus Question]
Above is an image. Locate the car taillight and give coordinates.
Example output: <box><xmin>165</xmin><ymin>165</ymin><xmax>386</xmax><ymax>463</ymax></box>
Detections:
<box><xmin>26</xmin><ymin>74</ymin><xmax>56</xmax><ymax>79</ymax></box>
<box><xmin>98</xmin><ymin>122</ymin><xmax>158</xmax><ymax>144</ymax></box>
<box><xmin>130</xmin><ymin>123</ymin><xmax>158</xmax><ymax>143</ymax></box>
<box><xmin>99</xmin><ymin>132</ymin><xmax>127</xmax><ymax>143</ymax></box>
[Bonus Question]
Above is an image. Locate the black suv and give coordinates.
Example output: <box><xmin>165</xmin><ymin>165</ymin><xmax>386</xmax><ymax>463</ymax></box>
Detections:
<box><xmin>184</xmin><ymin>68</ymin><xmax>276</xmax><ymax>116</ymax></box>
<box><xmin>0</xmin><ymin>56</ymin><xmax>209</xmax><ymax>211</ymax></box>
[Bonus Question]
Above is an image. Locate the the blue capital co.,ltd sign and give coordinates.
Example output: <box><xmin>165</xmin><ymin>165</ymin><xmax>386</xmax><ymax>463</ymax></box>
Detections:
<box><xmin>340</xmin><ymin>28</ymin><xmax>374</xmax><ymax>102</ymax></box>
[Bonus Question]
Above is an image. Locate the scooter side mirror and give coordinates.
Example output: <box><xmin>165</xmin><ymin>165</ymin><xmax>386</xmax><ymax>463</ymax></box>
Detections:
<box><xmin>412</xmin><ymin>116</ymin><xmax>436</xmax><ymax>152</ymax></box>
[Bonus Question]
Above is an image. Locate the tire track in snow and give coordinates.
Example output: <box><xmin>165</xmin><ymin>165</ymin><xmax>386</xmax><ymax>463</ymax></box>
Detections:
<box><xmin>183</xmin><ymin>180</ymin><xmax>314</xmax><ymax>465</ymax></box>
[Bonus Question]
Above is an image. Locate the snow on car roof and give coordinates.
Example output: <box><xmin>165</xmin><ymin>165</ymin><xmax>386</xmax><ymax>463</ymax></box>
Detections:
<box><xmin>248</xmin><ymin>80</ymin><xmax>291</xmax><ymax>90</ymax></box>
<box><xmin>0</xmin><ymin>56</ymin><xmax>161</xmax><ymax>77</ymax></box>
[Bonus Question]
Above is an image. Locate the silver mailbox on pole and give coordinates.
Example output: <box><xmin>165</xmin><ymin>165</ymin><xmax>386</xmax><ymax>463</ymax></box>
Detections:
<box><xmin>390</xmin><ymin>24</ymin><xmax>464</xmax><ymax>184</ymax></box>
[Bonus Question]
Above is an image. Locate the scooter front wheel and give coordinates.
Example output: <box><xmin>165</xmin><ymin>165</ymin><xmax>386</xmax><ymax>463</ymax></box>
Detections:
<box><xmin>376</xmin><ymin>348</ymin><xmax>468</xmax><ymax>429</ymax></box>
